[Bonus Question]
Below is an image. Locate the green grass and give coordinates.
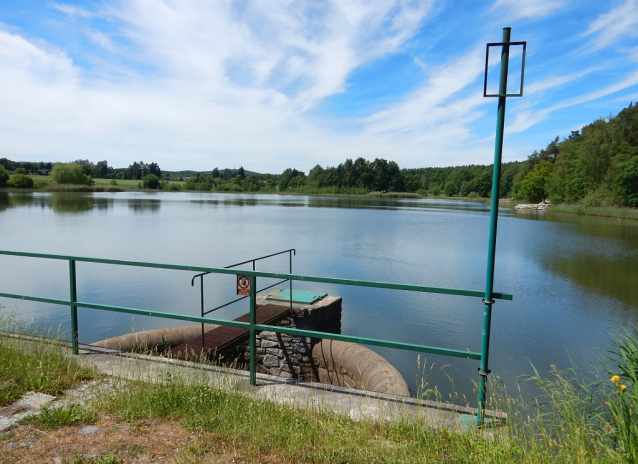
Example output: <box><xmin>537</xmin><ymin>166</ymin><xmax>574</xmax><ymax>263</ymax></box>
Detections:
<box><xmin>96</xmin><ymin>378</ymin><xmax>516</xmax><ymax>463</ymax></box>
<box><xmin>3</xmin><ymin>318</ymin><xmax>638</xmax><ymax>462</ymax></box>
<box><xmin>551</xmin><ymin>204</ymin><xmax>638</xmax><ymax>220</ymax></box>
<box><xmin>0</xmin><ymin>333</ymin><xmax>95</xmax><ymax>405</ymax></box>
<box><xmin>28</xmin><ymin>403</ymin><xmax>97</xmax><ymax>429</ymax></box>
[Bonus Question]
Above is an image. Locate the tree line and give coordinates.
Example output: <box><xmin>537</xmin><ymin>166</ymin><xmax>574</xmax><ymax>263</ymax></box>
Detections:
<box><xmin>2</xmin><ymin>101</ymin><xmax>637</xmax><ymax>204</ymax></box>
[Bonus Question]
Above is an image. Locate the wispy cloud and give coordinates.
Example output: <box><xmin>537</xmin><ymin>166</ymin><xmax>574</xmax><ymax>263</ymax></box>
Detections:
<box><xmin>585</xmin><ymin>0</ymin><xmax>638</xmax><ymax>50</ymax></box>
<box><xmin>508</xmin><ymin>71</ymin><xmax>638</xmax><ymax>133</ymax></box>
<box><xmin>525</xmin><ymin>68</ymin><xmax>597</xmax><ymax>95</ymax></box>
<box><xmin>52</xmin><ymin>3</ymin><xmax>97</xmax><ymax>18</ymax></box>
<box><xmin>493</xmin><ymin>0</ymin><xmax>565</xmax><ymax>19</ymax></box>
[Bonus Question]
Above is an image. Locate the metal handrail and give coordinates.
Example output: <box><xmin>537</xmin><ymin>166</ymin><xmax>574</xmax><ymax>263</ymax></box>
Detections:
<box><xmin>0</xmin><ymin>248</ymin><xmax>512</xmax><ymax>418</ymax></box>
<box><xmin>190</xmin><ymin>249</ymin><xmax>296</xmax><ymax>347</ymax></box>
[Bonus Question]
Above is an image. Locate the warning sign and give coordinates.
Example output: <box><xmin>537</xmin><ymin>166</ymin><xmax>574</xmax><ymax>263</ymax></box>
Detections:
<box><xmin>237</xmin><ymin>274</ymin><xmax>251</xmax><ymax>296</ymax></box>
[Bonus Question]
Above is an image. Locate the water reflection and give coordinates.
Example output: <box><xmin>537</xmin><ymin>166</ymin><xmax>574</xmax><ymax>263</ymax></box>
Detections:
<box><xmin>189</xmin><ymin>194</ymin><xmax>493</xmax><ymax>213</ymax></box>
<box><xmin>0</xmin><ymin>192</ymin><xmax>114</xmax><ymax>213</ymax></box>
<box><xmin>127</xmin><ymin>199</ymin><xmax>161</xmax><ymax>213</ymax></box>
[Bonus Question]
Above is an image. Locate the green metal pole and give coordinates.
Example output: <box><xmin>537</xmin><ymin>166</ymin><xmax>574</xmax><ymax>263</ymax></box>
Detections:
<box><xmin>478</xmin><ymin>26</ymin><xmax>511</xmax><ymax>426</ymax></box>
<box><xmin>249</xmin><ymin>275</ymin><xmax>257</xmax><ymax>386</ymax></box>
<box><xmin>69</xmin><ymin>260</ymin><xmax>79</xmax><ymax>355</ymax></box>
<box><xmin>200</xmin><ymin>276</ymin><xmax>205</xmax><ymax>352</ymax></box>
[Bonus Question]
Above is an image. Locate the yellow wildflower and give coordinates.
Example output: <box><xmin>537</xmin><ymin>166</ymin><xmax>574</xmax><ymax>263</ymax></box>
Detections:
<box><xmin>621</xmin><ymin>384</ymin><xmax>627</xmax><ymax>391</ymax></box>
<box><xmin>611</xmin><ymin>375</ymin><xmax>621</xmax><ymax>383</ymax></box>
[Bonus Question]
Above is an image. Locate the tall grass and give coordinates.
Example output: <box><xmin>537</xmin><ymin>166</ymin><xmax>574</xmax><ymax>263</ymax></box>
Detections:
<box><xmin>0</xmin><ymin>333</ymin><xmax>95</xmax><ymax>405</ymax></box>
<box><xmin>551</xmin><ymin>204</ymin><xmax>638</xmax><ymax>220</ymax></box>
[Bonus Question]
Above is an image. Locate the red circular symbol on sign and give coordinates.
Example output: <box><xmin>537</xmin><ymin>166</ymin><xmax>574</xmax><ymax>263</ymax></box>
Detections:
<box><xmin>237</xmin><ymin>276</ymin><xmax>250</xmax><ymax>289</ymax></box>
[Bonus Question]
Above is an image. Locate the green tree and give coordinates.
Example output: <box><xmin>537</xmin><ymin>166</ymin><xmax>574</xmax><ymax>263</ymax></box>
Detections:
<box><xmin>402</xmin><ymin>172</ymin><xmax>422</xmax><ymax>192</ymax></box>
<box><xmin>518</xmin><ymin>161</ymin><xmax>554</xmax><ymax>202</ymax></box>
<box><xmin>0</xmin><ymin>166</ymin><xmax>9</xmax><ymax>188</ymax></box>
<box><xmin>14</xmin><ymin>167</ymin><xmax>27</xmax><ymax>175</ymax></box>
<box><xmin>8</xmin><ymin>174</ymin><xmax>34</xmax><ymax>189</ymax></box>
<box><xmin>443</xmin><ymin>181</ymin><xmax>458</xmax><ymax>196</ymax></box>
<box><xmin>237</xmin><ymin>166</ymin><xmax>245</xmax><ymax>179</ymax></box>
<box><xmin>148</xmin><ymin>162</ymin><xmax>161</xmax><ymax>178</ymax></box>
<box><xmin>142</xmin><ymin>174</ymin><xmax>160</xmax><ymax>189</ymax></box>
<box><xmin>617</xmin><ymin>156</ymin><xmax>638</xmax><ymax>206</ymax></box>
<box><xmin>212</xmin><ymin>167</ymin><xmax>220</xmax><ymax>178</ymax></box>
<box><xmin>50</xmin><ymin>163</ymin><xmax>92</xmax><ymax>185</ymax></box>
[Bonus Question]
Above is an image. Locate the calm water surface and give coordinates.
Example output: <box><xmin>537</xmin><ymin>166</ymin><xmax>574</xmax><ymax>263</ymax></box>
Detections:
<box><xmin>1</xmin><ymin>191</ymin><xmax>637</xmax><ymax>405</ymax></box>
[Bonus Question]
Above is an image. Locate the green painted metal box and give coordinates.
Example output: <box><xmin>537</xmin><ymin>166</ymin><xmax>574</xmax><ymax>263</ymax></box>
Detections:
<box><xmin>266</xmin><ymin>289</ymin><xmax>327</xmax><ymax>304</ymax></box>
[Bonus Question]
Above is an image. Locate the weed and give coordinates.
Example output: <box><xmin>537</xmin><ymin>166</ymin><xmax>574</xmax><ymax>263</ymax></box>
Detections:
<box><xmin>29</xmin><ymin>403</ymin><xmax>97</xmax><ymax>429</ymax></box>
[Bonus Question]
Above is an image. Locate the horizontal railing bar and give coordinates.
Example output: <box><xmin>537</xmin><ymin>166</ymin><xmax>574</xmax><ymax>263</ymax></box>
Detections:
<box><xmin>0</xmin><ymin>291</ymin><xmax>251</xmax><ymax>329</ymax></box>
<box><xmin>254</xmin><ymin>324</ymin><xmax>481</xmax><ymax>360</ymax></box>
<box><xmin>202</xmin><ymin>280</ymin><xmax>291</xmax><ymax>315</ymax></box>
<box><xmin>192</xmin><ymin>249</ymin><xmax>296</xmax><ymax>281</ymax></box>
<box><xmin>224</xmin><ymin>248</ymin><xmax>296</xmax><ymax>269</ymax></box>
<box><xmin>0</xmin><ymin>292</ymin><xmax>69</xmax><ymax>306</ymax></box>
<box><xmin>0</xmin><ymin>291</ymin><xmax>477</xmax><ymax>360</ymax></box>
<box><xmin>0</xmin><ymin>250</ymin><xmax>512</xmax><ymax>300</ymax></box>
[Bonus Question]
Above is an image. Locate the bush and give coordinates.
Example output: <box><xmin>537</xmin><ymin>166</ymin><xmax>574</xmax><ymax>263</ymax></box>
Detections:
<box><xmin>0</xmin><ymin>166</ymin><xmax>9</xmax><ymax>188</ymax></box>
<box><xmin>110</xmin><ymin>179</ymin><xmax>118</xmax><ymax>186</ymax></box>
<box><xmin>50</xmin><ymin>163</ymin><xmax>93</xmax><ymax>185</ymax></box>
<box><xmin>142</xmin><ymin>174</ymin><xmax>159</xmax><ymax>189</ymax></box>
<box><xmin>8</xmin><ymin>174</ymin><xmax>34</xmax><ymax>189</ymax></box>
<box><xmin>14</xmin><ymin>167</ymin><xmax>27</xmax><ymax>175</ymax></box>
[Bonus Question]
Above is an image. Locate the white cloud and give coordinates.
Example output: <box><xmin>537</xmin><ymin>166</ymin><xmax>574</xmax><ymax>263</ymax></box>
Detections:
<box><xmin>52</xmin><ymin>3</ymin><xmax>96</xmax><ymax>18</ymax></box>
<box><xmin>493</xmin><ymin>0</ymin><xmax>565</xmax><ymax>19</ymax></box>
<box><xmin>586</xmin><ymin>0</ymin><xmax>638</xmax><ymax>50</ymax></box>
<box><xmin>508</xmin><ymin>71</ymin><xmax>638</xmax><ymax>133</ymax></box>
<box><xmin>0</xmin><ymin>1</ymin><xmax>441</xmax><ymax>171</ymax></box>
<box><xmin>525</xmin><ymin>68</ymin><xmax>597</xmax><ymax>95</ymax></box>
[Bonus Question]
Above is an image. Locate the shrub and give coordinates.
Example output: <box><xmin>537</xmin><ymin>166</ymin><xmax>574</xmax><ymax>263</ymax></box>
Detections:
<box><xmin>142</xmin><ymin>174</ymin><xmax>159</xmax><ymax>189</ymax></box>
<box><xmin>14</xmin><ymin>167</ymin><xmax>27</xmax><ymax>175</ymax></box>
<box><xmin>0</xmin><ymin>166</ymin><xmax>9</xmax><ymax>188</ymax></box>
<box><xmin>110</xmin><ymin>179</ymin><xmax>118</xmax><ymax>186</ymax></box>
<box><xmin>8</xmin><ymin>174</ymin><xmax>34</xmax><ymax>189</ymax></box>
<box><xmin>50</xmin><ymin>163</ymin><xmax>93</xmax><ymax>185</ymax></box>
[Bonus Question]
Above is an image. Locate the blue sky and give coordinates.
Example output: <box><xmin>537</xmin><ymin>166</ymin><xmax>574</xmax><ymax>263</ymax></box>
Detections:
<box><xmin>0</xmin><ymin>0</ymin><xmax>637</xmax><ymax>173</ymax></box>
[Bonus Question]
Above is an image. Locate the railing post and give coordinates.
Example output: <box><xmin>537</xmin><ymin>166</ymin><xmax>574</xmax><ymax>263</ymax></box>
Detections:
<box><xmin>69</xmin><ymin>259</ymin><xmax>79</xmax><ymax>355</ymax></box>
<box><xmin>478</xmin><ymin>26</ymin><xmax>511</xmax><ymax>426</ymax></box>
<box><xmin>249</xmin><ymin>274</ymin><xmax>257</xmax><ymax>386</ymax></box>
<box><xmin>289</xmin><ymin>250</ymin><xmax>293</xmax><ymax>311</ymax></box>
<box><xmin>200</xmin><ymin>275</ymin><xmax>205</xmax><ymax>350</ymax></box>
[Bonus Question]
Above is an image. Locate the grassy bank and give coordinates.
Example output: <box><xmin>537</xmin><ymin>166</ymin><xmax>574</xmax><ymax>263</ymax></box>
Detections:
<box><xmin>550</xmin><ymin>204</ymin><xmax>638</xmax><ymax>220</ymax></box>
<box><xmin>0</xmin><ymin>333</ymin><xmax>95</xmax><ymax>405</ymax></box>
<box><xmin>2</xmin><ymin>327</ymin><xmax>638</xmax><ymax>463</ymax></box>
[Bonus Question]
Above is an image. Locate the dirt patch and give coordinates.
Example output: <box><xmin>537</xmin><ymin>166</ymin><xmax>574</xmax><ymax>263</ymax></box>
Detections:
<box><xmin>0</xmin><ymin>416</ymin><xmax>284</xmax><ymax>463</ymax></box>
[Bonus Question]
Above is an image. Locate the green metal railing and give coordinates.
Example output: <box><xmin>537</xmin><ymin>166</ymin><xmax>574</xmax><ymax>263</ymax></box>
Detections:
<box><xmin>0</xmin><ymin>249</ymin><xmax>512</xmax><ymax>417</ymax></box>
<box><xmin>191</xmin><ymin>248</ymin><xmax>296</xmax><ymax>348</ymax></box>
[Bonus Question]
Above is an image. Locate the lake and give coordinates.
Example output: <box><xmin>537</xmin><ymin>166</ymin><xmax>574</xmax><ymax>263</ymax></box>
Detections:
<box><xmin>1</xmin><ymin>191</ymin><xmax>637</xmax><ymax>406</ymax></box>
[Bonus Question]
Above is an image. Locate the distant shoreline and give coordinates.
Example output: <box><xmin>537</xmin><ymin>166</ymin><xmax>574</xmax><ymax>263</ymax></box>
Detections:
<box><xmin>2</xmin><ymin>184</ymin><xmax>637</xmax><ymax>220</ymax></box>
